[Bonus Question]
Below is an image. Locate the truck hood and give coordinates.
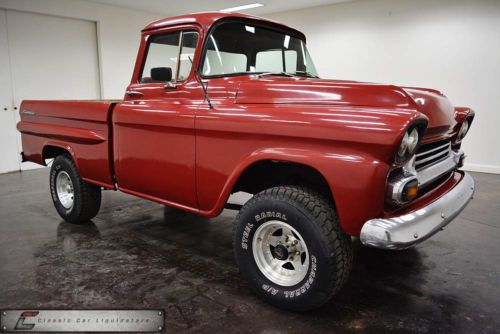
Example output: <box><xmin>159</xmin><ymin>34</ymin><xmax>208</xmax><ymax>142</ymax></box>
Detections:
<box><xmin>401</xmin><ymin>86</ymin><xmax>456</xmax><ymax>138</ymax></box>
<box><xmin>234</xmin><ymin>77</ymin><xmax>456</xmax><ymax>138</ymax></box>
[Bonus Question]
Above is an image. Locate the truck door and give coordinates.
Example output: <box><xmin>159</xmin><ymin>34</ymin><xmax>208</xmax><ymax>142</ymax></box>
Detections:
<box><xmin>113</xmin><ymin>28</ymin><xmax>201</xmax><ymax>209</ymax></box>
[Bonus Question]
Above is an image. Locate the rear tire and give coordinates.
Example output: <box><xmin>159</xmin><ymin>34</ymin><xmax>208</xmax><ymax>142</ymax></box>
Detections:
<box><xmin>233</xmin><ymin>186</ymin><xmax>353</xmax><ymax>312</ymax></box>
<box><xmin>50</xmin><ymin>154</ymin><xmax>101</xmax><ymax>224</ymax></box>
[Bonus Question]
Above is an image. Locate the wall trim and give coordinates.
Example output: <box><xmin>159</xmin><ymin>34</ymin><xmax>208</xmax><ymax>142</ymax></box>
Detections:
<box><xmin>463</xmin><ymin>163</ymin><xmax>500</xmax><ymax>175</ymax></box>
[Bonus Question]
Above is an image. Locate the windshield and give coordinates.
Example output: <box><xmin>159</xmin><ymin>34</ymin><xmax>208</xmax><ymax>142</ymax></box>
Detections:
<box><xmin>201</xmin><ymin>22</ymin><xmax>319</xmax><ymax>78</ymax></box>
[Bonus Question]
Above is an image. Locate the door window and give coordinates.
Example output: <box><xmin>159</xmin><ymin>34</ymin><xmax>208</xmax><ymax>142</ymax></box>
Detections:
<box><xmin>178</xmin><ymin>32</ymin><xmax>199</xmax><ymax>81</ymax></box>
<box><xmin>140</xmin><ymin>31</ymin><xmax>198</xmax><ymax>83</ymax></box>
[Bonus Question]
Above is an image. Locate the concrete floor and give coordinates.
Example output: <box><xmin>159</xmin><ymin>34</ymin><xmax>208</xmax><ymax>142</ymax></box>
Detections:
<box><xmin>0</xmin><ymin>169</ymin><xmax>499</xmax><ymax>333</ymax></box>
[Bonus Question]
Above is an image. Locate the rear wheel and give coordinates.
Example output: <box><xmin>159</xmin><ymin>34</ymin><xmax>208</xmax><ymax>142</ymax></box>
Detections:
<box><xmin>233</xmin><ymin>186</ymin><xmax>353</xmax><ymax>311</ymax></box>
<box><xmin>50</xmin><ymin>154</ymin><xmax>101</xmax><ymax>223</ymax></box>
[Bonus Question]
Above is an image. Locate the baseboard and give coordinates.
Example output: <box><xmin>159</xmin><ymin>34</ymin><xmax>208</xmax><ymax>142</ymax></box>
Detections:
<box><xmin>20</xmin><ymin>162</ymin><xmax>46</xmax><ymax>171</ymax></box>
<box><xmin>463</xmin><ymin>163</ymin><xmax>500</xmax><ymax>174</ymax></box>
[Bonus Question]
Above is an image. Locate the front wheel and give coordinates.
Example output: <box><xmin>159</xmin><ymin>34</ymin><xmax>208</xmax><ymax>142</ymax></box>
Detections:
<box><xmin>50</xmin><ymin>154</ymin><xmax>101</xmax><ymax>224</ymax></box>
<box><xmin>233</xmin><ymin>186</ymin><xmax>353</xmax><ymax>311</ymax></box>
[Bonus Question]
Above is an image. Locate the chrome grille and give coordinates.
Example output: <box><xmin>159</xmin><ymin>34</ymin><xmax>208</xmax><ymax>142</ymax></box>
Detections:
<box><xmin>415</xmin><ymin>139</ymin><xmax>451</xmax><ymax>171</ymax></box>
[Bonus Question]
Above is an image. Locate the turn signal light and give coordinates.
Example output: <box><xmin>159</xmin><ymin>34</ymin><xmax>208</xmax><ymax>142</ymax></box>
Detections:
<box><xmin>402</xmin><ymin>179</ymin><xmax>419</xmax><ymax>202</ymax></box>
<box><xmin>386</xmin><ymin>176</ymin><xmax>419</xmax><ymax>206</ymax></box>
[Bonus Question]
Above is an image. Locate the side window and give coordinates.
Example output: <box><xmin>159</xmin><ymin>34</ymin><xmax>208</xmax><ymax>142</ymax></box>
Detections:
<box><xmin>177</xmin><ymin>32</ymin><xmax>199</xmax><ymax>81</ymax></box>
<box><xmin>140</xmin><ymin>30</ymin><xmax>198</xmax><ymax>83</ymax></box>
<box><xmin>141</xmin><ymin>32</ymin><xmax>180</xmax><ymax>83</ymax></box>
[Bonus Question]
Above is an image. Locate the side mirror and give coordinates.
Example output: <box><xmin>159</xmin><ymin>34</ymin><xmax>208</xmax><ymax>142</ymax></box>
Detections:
<box><xmin>151</xmin><ymin>67</ymin><xmax>172</xmax><ymax>82</ymax></box>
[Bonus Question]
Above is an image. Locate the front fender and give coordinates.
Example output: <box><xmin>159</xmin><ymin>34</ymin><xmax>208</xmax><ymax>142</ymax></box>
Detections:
<box><xmin>195</xmin><ymin>103</ymin><xmax>423</xmax><ymax>234</ymax></box>
<box><xmin>198</xmin><ymin>146</ymin><xmax>390</xmax><ymax>236</ymax></box>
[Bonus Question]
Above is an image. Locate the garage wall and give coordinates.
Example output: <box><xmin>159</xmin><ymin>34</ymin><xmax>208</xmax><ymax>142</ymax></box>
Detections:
<box><xmin>267</xmin><ymin>0</ymin><xmax>500</xmax><ymax>174</ymax></box>
<box><xmin>0</xmin><ymin>0</ymin><xmax>161</xmax><ymax>99</ymax></box>
<box><xmin>0</xmin><ymin>9</ymin><xmax>103</xmax><ymax>173</ymax></box>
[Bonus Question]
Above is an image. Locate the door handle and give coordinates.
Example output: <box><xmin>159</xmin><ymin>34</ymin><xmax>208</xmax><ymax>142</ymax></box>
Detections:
<box><xmin>126</xmin><ymin>90</ymin><xmax>143</xmax><ymax>97</ymax></box>
<box><xmin>164</xmin><ymin>82</ymin><xmax>177</xmax><ymax>89</ymax></box>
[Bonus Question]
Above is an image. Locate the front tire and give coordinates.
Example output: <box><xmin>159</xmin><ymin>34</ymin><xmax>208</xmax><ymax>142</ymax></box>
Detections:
<box><xmin>233</xmin><ymin>186</ymin><xmax>352</xmax><ymax>311</ymax></box>
<box><xmin>50</xmin><ymin>154</ymin><xmax>101</xmax><ymax>224</ymax></box>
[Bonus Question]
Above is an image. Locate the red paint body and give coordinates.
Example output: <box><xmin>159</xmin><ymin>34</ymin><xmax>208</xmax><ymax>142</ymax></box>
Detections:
<box><xmin>17</xmin><ymin>13</ymin><xmax>474</xmax><ymax>236</ymax></box>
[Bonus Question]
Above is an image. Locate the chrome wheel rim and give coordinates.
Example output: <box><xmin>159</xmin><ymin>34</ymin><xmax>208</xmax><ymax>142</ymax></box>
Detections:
<box><xmin>56</xmin><ymin>171</ymin><xmax>74</xmax><ymax>210</ymax></box>
<box><xmin>252</xmin><ymin>220</ymin><xmax>310</xmax><ymax>286</ymax></box>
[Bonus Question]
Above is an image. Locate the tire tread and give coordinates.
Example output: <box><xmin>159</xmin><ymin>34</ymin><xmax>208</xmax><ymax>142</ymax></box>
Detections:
<box><xmin>233</xmin><ymin>185</ymin><xmax>353</xmax><ymax>311</ymax></box>
<box><xmin>51</xmin><ymin>154</ymin><xmax>101</xmax><ymax>223</ymax></box>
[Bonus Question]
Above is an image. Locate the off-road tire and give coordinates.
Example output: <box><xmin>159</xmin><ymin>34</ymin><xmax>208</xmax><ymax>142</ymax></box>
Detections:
<box><xmin>233</xmin><ymin>186</ymin><xmax>353</xmax><ymax>311</ymax></box>
<box><xmin>50</xmin><ymin>154</ymin><xmax>101</xmax><ymax>223</ymax></box>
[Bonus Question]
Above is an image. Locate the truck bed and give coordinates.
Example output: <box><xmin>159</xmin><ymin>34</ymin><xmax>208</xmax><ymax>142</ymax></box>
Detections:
<box><xmin>17</xmin><ymin>100</ymin><xmax>121</xmax><ymax>188</ymax></box>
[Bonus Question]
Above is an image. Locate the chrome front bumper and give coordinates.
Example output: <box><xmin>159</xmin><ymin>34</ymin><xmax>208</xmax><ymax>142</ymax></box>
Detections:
<box><xmin>360</xmin><ymin>172</ymin><xmax>475</xmax><ymax>250</ymax></box>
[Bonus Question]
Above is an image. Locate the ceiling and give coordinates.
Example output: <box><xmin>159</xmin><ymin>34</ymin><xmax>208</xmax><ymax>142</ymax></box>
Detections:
<box><xmin>87</xmin><ymin>0</ymin><xmax>354</xmax><ymax>16</ymax></box>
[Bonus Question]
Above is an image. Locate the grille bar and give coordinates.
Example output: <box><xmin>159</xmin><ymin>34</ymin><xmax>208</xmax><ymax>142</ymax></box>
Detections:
<box><xmin>416</xmin><ymin>142</ymin><xmax>450</xmax><ymax>158</ymax></box>
<box><xmin>415</xmin><ymin>140</ymin><xmax>451</xmax><ymax>170</ymax></box>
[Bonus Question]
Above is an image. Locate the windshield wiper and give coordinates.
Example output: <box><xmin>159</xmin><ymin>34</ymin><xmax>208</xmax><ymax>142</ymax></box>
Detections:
<box><xmin>294</xmin><ymin>71</ymin><xmax>319</xmax><ymax>78</ymax></box>
<box><xmin>257</xmin><ymin>72</ymin><xmax>296</xmax><ymax>78</ymax></box>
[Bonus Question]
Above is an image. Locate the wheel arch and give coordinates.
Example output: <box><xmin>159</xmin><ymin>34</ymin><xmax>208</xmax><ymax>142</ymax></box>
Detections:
<box><xmin>200</xmin><ymin>146</ymin><xmax>389</xmax><ymax>237</ymax></box>
<box><xmin>232</xmin><ymin>160</ymin><xmax>335</xmax><ymax>206</ymax></box>
<box><xmin>42</xmin><ymin>143</ymin><xmax>79</xmax><ymax>170</ymax></box>
<box><xmin>202</xmin><ymin>148</ymin><xmax>341</xmax><ymax>219</ymax></box>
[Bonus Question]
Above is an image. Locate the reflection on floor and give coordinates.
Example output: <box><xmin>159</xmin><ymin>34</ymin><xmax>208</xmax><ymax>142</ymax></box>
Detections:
<box><xmin>0</xmin><ymin>169</ymin><xmax>499</xmax><ymax>333</ymax></box>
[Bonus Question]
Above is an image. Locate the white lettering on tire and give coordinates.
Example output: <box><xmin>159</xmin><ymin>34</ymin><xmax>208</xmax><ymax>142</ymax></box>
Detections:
<box><xmin>283</xmin><ymin>255</ymin><xmax>317</xmax><ymax>298</ymax></box>
<box><xmin>262</xmin><ymin>284</ymin><xmax>278</xmax><ymax>295</ymax></box>
<box><xmin>254</xmin><ymin>211</ymin><xmax>287</xmax><ymax>222</ymax></box>
<box><xmin>241</xmin><ymin>223</ymin><xmax>254</xmax><ymax>250</ymax></box>
<box><xmin>241</xmin><ymin>211</ymin><xmax>288</xmax><ymax>250</ymax></box>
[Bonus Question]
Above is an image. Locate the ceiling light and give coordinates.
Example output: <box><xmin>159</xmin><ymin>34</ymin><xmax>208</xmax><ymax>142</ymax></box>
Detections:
<box><xmin>220</xmin><ymin>3</ymin><xmax>264</xmax><ymax>13</ymax></box>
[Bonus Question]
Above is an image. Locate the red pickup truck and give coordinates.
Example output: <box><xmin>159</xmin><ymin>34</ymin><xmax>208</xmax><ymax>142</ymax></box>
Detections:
<box><xmin>17</xmin><ymin>12</ymin><xmax>475</xmax><ymax>311</ymax></box>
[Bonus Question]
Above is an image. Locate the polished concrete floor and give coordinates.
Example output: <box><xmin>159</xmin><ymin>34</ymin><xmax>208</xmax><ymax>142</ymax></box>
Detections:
<box><xmin>0</xmin><ymin>169</ymin><xmax>499</xmax><ymax>333</ymax></box>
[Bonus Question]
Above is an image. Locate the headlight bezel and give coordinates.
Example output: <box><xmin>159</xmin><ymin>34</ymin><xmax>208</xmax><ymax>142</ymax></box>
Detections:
<box><xmin>455</xmin><ymin>119</ymin><xmax>470</xmax><ymax>143</ymax></box>
<box><xmin>395</xmin><ymin>124</ymin><xmax>425</xmax><ymax>163</ymax></box>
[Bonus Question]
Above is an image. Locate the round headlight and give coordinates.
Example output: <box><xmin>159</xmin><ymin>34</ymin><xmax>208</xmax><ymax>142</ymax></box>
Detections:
<box><xmin>407</xmin><ymin>128</ymin><xmax>419</xmax><ymax>155</ymax></box>
<box><xmin>457</xmin><ymin>121</ymin><xmax>469</xmax><ymax>141</ymax></box>
<box><xmin>397</xmin><ymin>131</ymin><xmax>409</xmax><ymax>158</ymax></box>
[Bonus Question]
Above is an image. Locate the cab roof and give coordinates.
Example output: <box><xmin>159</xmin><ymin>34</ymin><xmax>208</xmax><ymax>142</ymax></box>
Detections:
<box><xmin>142</xmin><ymin>12</ymin><xmax>305</xmax><ymax>40</ymax></box>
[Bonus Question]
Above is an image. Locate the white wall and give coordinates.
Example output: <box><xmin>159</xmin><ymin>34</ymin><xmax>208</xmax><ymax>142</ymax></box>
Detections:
<box><xmin>0</xmin><ymin>0</ymin><xmax>161</xmax><ymax>99</ymax></box>
<box><xmin>267</xmin><ymin>0</ymin><xmax>500</xmax><ymax>174</ymax></box>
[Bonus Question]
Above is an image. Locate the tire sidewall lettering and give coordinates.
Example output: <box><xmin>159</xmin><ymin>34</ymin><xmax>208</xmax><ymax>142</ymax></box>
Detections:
<box><xmin>237</xmin><ymin>205</ymin><xmax>321</xmax><ymax>301</ymax></box>
<box><xmin>283</xmin><ymin>255</ymin><xmax>316</xmax><ymax>299</ymax></box>
<box><xmin>241</xmin><ymin>210</ymin><xmax>287</xmax><ymax>250</ymax></box>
